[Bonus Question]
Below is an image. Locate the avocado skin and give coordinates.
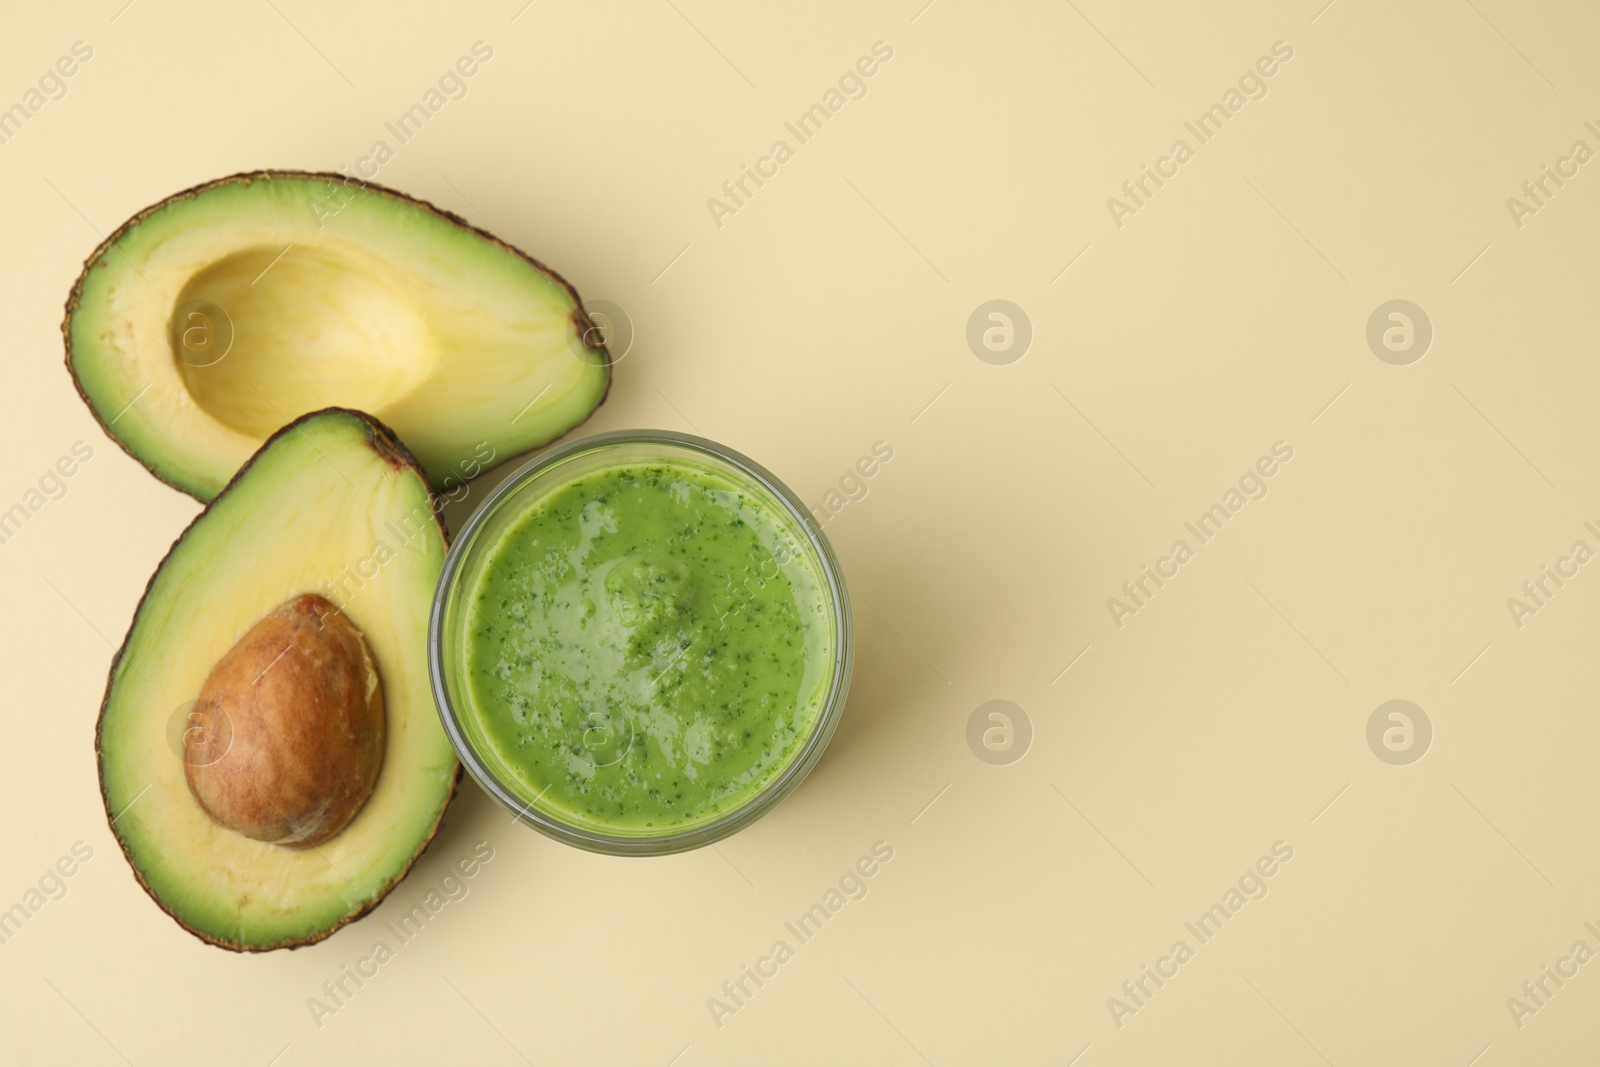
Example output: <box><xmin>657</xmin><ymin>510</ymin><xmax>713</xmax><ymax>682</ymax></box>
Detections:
<box><xmin>94</xmin><ymin>407</ymin><xmax>462</xmax><ymax>952</ymax></box>
<box><xmin>62</xmin><ymin>169</ymin><xmax>613</xmax><ymax>502</ymax></box>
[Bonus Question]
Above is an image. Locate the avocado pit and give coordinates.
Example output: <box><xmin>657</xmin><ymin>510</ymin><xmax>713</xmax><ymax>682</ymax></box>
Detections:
<box><xmin>184</xmin><ymin>594</ymin><xmax>385</xmax><ymax>848</ymax></box>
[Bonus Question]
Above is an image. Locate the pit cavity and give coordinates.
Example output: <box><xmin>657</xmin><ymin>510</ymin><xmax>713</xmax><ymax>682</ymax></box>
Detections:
<box><xmin>171</xmin><ymin>245</ymin><xmax>432</xmax><ymax>436</ymax></box>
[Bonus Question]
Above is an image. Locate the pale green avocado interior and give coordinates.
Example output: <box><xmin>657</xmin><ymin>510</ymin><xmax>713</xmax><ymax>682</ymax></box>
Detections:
<box><xmin>69</xmin><ymin>174</ymin><xmax>609</xmax><ymax>501</ymax></box>
<box><xmin>98</xmin><ymin>410</ymin><xmax>457</xmax><ymax>949</ymax></box>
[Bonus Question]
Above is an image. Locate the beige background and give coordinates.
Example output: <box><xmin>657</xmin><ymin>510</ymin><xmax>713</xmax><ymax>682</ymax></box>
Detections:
<box><xmin>3</xmin><ymin>0</ymin><xmax>1598</xmax><ymax>1063</ymax></box>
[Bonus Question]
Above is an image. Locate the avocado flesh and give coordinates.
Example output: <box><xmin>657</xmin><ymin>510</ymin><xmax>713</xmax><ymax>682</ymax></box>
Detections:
<box><xmin>97</xmin><ymin>409</ymin><xmax>458</xmax><ymax>950</ymax></box>
<box><xmin>66</xmin><ymin>171</ymin><xmax>610</xmax><ymax>502</ymax></box>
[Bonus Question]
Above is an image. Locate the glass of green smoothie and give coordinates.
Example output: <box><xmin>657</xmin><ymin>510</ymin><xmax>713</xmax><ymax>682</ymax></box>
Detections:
<box><xmin>429</xmin><ymin>430</ymin><xmax>853</xmax><ymax>855</ymax></box>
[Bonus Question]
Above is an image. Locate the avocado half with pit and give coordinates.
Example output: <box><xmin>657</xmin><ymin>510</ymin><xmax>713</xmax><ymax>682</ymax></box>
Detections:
<box><xmin>64</xmin><ymin>170</ymin><xmax>610</xmax><ymax>502</ymax></box>
<box><xmin>97</xmin><ymin>408</ymin><xmax>458</xmax><ymax>950</ymax></box>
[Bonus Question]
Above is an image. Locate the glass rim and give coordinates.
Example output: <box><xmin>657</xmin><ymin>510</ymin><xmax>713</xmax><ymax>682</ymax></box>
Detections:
<box><xmin>427</xmin><ymin>428</ymin><xmax>854</xmax><ymax>856</ymax></box>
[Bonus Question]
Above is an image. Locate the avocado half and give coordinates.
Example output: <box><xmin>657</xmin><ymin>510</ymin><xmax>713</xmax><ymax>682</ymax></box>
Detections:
<box><xmin>97</xmin><ymin>409</ymin><xmax>459</xmax><ymax>951</ymax></box>
<box><xmin>64</xmin><ymin>170</ymin><xmax>611</xmax><ymax>502</ymax></box>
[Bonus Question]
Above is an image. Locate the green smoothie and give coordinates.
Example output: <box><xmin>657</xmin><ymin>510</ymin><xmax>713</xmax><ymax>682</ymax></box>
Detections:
<box><xmin>461</xmin><ymin>461</ymin><xmax>833</xmax><ymax>833</ymax></box>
